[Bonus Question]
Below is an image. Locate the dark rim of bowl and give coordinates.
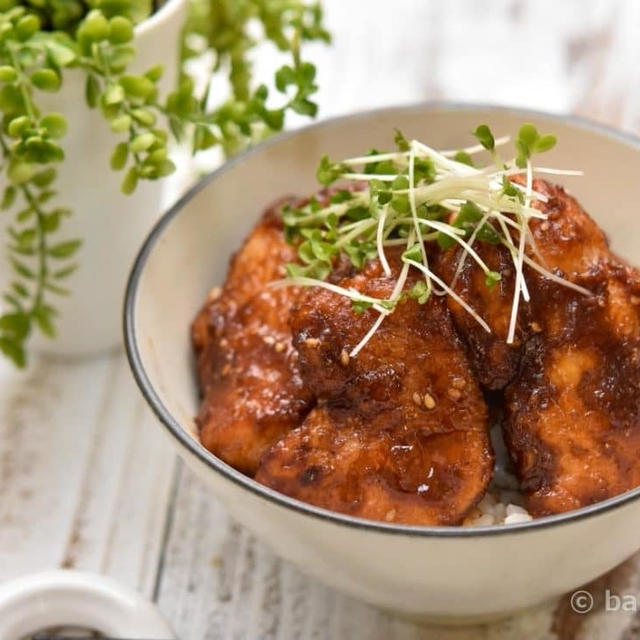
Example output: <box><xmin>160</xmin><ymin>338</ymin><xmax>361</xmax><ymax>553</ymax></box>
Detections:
<box><xmin>124</xmin><ymin>101</ymin><xmax>640</xmax><ymax>538</ymax></box>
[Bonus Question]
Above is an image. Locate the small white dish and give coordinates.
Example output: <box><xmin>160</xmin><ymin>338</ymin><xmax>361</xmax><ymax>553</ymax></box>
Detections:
<box><xmin>0</xmin><ymin>570</ymin><xmax>174</xmax><ymax>638</ymax></box>
<box><xmin>124</xmin><ymin>103</ymin><xmax>640</xmax><ymax>622</ymax></box>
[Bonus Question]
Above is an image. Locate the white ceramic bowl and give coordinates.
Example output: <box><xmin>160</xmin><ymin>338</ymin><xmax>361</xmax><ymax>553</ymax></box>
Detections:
<box><xmin>124</xmin><ymin>104</ymin><xmax>640</xmax><ymax>623</ymax></box>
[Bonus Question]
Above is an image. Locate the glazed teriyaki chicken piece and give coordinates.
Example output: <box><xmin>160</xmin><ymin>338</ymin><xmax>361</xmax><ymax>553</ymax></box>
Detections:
<box><xmin>191</xmin><ymin>200</ymin><xmax>314</xmax><ymax>475</ymax></box>
<box><xmin>256</xmin><ymin>251</ymin><xmax>494</xmax><ymax>525</ymax></box>
<box><xmin>437</xmin><ymin>178</ymin><xmax>640</xmax><ymax>515</ymax></box>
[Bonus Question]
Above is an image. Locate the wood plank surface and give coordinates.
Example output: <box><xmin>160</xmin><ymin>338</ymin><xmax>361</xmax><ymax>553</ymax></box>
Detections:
<box><xmin>3</xmin><ymin>1</ymin><xmax>640</xmax><ymax>638</ymax></box>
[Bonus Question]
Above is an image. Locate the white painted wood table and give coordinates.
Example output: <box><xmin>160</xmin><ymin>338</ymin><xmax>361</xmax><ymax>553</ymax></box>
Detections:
<box><xmin>3</xmin><ymin>1</ymin><xmax>640</xmax><ymax>637</ymax></box>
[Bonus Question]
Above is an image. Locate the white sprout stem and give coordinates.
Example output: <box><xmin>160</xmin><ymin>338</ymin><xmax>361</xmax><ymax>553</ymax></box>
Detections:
<box><xmin>405</xmin><ymin>259</ymin><xmax>491</xmax><ymax>333</ymax></box>
<box><xmin>336</xmin><ymin>219</ymin><xmax>377</xmax><ymax>247</ymax></box>
<box><xmin>497</xmin><ymin>236</ymin><xmax>592</xmax><ymax>297</ymax></box>
<box><xmin>342</xmin><ymin>151</ymin><xmax>409</xmax><ymax>166</ymax></box>
<box><xmin>409</xmin><ymin>141</ymin><xmax>431</xmax><ymax>291</ymax></box>
<box><xmin>450</xmin><ymin>209</ymin><xmax>493</xmax><ymax>289</ymax></box>
<box><xmin>341</xmin><ymin>173</ymin><xmax>398</xmax><ymax>182</ymax></box>
<box><xmin>530</xmin><ymin>167</ymin><xmax>584</xmax><ymax>176</ymax></box>
<box><xmin>376</xmin><ymin>205</ymin><xmax>391</xmax><ymax>276</ymax></box>
<box><xmin>270</xmin><ymin>278</ymin><xmax>390</xmax><ymax>308</ymax></box>
<box><xmin>495</xmin><ymin>214</ymin><xmax>529</xmax><ymax>303</ymax></box>
<box><xmin>522</xmin><ymin>255</ymin><xmax>592</xmax><ymax>296</ymax></box>
<box><xmin>349</xmin><ymin>312</ymin><xmax>387</xmax><ymax>358</ymax></box>
<box><xmin>350</xmin><ymin>232</ymin><xmax>415</xmax><ymax>358</ymax></box>
<box><xmin>506</xmin><ymin>160</ymin><xmax>533</xmax><ymax>343</ymax></box>
<box><xmin>417</xmin><ymin>218</ymin><xmax>493</xmax><ymax>275</ymax></box>
<box><xmin>412</xmin><ymin>140</ymin><xmax>480</xmax><ymax>176</ymax></box>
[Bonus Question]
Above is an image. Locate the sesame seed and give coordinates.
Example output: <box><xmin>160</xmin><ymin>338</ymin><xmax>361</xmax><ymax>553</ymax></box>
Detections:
<box><xmin>207</xmin><ymin>286</ymin><xmax>222</xmax><ymax>301</ymax></box>
<box><xmin>412</xmin><ymin>392</ymin><xmax>422</xmax><ymax>406</ymax></box>
<box><xmin>263</xmin><ymin>336</ymin><xmax>275</xmax><ymax>346</ymax></box>
<box><xmin>451</xmin><ymin>377</ymin><xmax>466</xmax><ymax>390</ymax></box>
<box><xmin>277</xmin><ymin>265</ymin><xmax>286</xmax><ymax>277</ymax></box>
<box><xmin>275</xmin><ymin>342</ymin><xmax>286</xmax><ymax>353</ymax></box>
<box><xmin>384</xmin><ymin>509</ymin><xmax>397</xmax><ymax>522</ymax></box>
<box><xmin>219</xmin><ymin>338</ymin><xmax>228</xmax><ymax>348</ymax></box>
<box><xmin>221</xmin><ymin>364</ymin><xmax>231</xmax><ymax>376</ymax></box>
<box><xmin>631</xmin><ymin>296</ymin><xmax>640</xmax><ymax>306</ymax></box>
<box><xmin>340</xmin><ymin>349</ymin><xmax>350</xmax><ymax>366</ymax></box>
<box><xmin>530</xmin><ymin>321</ymin><xmax>542</xmax><ymax>333</ymax></box>
<box><xmin>304</xmin><ymin>338</ymin><xmax>320</xmax><ymax>348</ymax></box>
<box><xmin>423</xmin><ymin>393</ymin><xmax>436</xmax><ymax>410</ymax></box>
<box><xmin>448</xmin><ymin>388</ymin><xmax>462</xmax><ymax>401</ymax></box>
<box><xmin>540</xmin><ymin>221</ymin><xmax>550</xmax><ymax>232</ymax></box>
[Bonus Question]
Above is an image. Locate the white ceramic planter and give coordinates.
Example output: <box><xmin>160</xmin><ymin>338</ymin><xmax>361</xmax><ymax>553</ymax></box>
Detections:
<box><xmin>125</xmin><ymin>104</ymin><xmax>640</xmax><ymax>621</ymax></box>
<box><xmin>0</xmin><ymin>0</ymin><xmax>187</xmax><ymax>358</ymax></box>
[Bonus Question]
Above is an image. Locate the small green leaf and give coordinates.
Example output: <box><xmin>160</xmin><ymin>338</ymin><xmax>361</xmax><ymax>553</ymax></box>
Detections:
<box><xmin>48</xmin><ymin>239</ymin><xmax>82</xmax><ymax>259</ymax></box>
<box><xmin>11</xmin><ymin>258</ymin><xmax>35</xmax><ymax>279</ymax></box>
<box><xmin>85</xmin><ymin>75</ymin><xmax>100</xmax><ymax>108</ymax></box>
<box><xmin>534</xmin><ymin>134</ymin><xmax>556</xmax><ymax>153</ymax></box>
<box><xmin>454</xmin><ymin>150</ymin><xmax>474</xmax><ymax>167</ymax></box>
<box><xmin>32</xmin><ymin>167</ymin><xmax>57</xmax><ymax>187</ymax></box>
<box><xmin>472</xmin><ymin>124</ymin><xmax>495</xmax><ymax>151</ymax></box>
<box><xmin>8</xmin><ymin>161</ymin><xmax>35</xmax><ymax>184</ymax></box>
<box><xmin>104</xmin><ymin>83</ymin><xmax>125</xmax><ymax>105</ymax></box>
<box><xmin>130</xmin><ymin>132</ymin><xmax>155</xmax><ymax>152</ymax></box>
<box><xmin>402</xmin><ymin>243</ymin><xmax>422</xmax><ymax>262</ymax></box>
<box><xmin>518</xmin><ymin>123</ymin><xmax>538</xmax><ymax>147</ymax></box>
<box><xmin>144</xmin><ymin>65</ymin><xmax>163</xmax><ymax>82</ymax></box>
<box><xmin>290</xmin><ymin>97</ymin><xmax>317</xmax><ymax>117</ymax></box>
<box><xmin>110</xmin><ymin>142</ymin><xmax>128</xmax><ymax>170</ymax></box>
<box><xmin>352</xmin><ymin>300</ymin><xmax>373</xmax><ymax>314</ymax></box>
<box><xmin>0</xmin><ymin>312</ymin><xmax>30</xmax><ymax>339</ymax></box>
<box><xmin>31</xmin><ymin>69</ymin><xmax>61</xmax><ymax>92</ymax></box>
<box><xmin>109</xmin><ymin>114</ymin><xmax>132</xmax><ymax>133</ymax></box>
<box><xmin>393</xmin><ymin>128</ymin><xmax>410</xmax><ymax>151</ymax></box>
<box><xmin>33</xmin><ymin>306</ymin><xmax>55</xmax><ymax>337</ymax></box>
<box><xmin>316</xmin><ymin>155</ymin><xmax>346</xmax><ymax>186</ymax></box>
<box><xmin>1</xmin><ymin>185</ymin><xmax>16</xmax><ymax>209</ymax></box>
<box><xmin>119</xmin><ymin>74</ymin><xmax>155</xmax><ymax>99</ymax></box>
<box><xmin>16</xmin><ymin>14</ymin><xmax>40</xmax><ymax>41</ymax></box>
<box><xmin>53</xmin><ymin>264</ymin><xmax>77</xmax><ymax>279</ymax></box>
<box><xmin>121</xmin><ymin>167</ymin><xmax>138</xmax><ymax>194</ymax></box>
<box><xmin>0</xmin><ymin>336</ymin><xmax>26</xmax><ymax>367</ymax></box>
<box><xmin>108</xmin><ymin>16</ymin><xmax>133</xmax><ymax>44</ymax></box>
<box><xmin>408</xmin><ymin>280</ymin><xmax>430</xmax><ymax>304</ymax></box>
<box><xmin>0</xmin><ymin>66</ymin><xmax>16</xmax><ymax>82</ymax></box>
<box><xmin>485</xmin><ymin>270</ymin><xmax>502</xmax><ymax>288</ymax></box>
<box><xmin>79</xmin><ymin>10</ymin><xmax>109</xmax><ymax>42</ymax></box>
<box><xmin>130</xmin><ymin>108</ymin><xmax>156</xmax><ymax>126</ymax></box>
<box><xmin>40</xmin><ymin>113</ymin><xmax>67</xmax><ymax>138</ymax></box>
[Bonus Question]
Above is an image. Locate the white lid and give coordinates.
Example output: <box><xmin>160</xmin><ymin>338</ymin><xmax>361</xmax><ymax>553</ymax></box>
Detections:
<box><xmin>0</xmin><ymin>570</ymin><xmax>175</xmax><ymax>639</ymax></box>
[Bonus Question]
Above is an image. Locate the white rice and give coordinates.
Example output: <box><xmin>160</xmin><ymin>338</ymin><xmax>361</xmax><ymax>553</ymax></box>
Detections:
<box><xmin>463</xmin><ymin>423</ymin><xmax>533</xmax><ymax>527</ymax></box>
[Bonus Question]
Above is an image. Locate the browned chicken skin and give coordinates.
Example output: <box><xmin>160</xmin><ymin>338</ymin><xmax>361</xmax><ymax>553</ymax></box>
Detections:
<box><xmin>193</xmin><ymin>177</ymin><xmax>640</xmax><ymax>522</ymax></box>
<box><xmin>256</xmin><ymin>252</ymin><xmax>493</xmax><ymax>525</ymax></box>
<box><xmin>437</xmin><ymin>178</ymin><xmax>640</xmax><ymax>516</ymax></box>
<box><xmin>192</xmin><ymin>200</ymin><xmax>314</xmax><ymax>475</ymax></box>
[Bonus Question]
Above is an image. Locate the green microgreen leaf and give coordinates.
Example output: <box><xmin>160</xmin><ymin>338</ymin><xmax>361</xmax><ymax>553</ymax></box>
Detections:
<box><xmin>316</xmin><ymin>155</ymin><xmax>348</xmax><ymax>186</ymax></box>
<box><xmin>408</xmin><ymin>280</ymin><xmax>430</xmax><ymax>304</ymax></box>
<box><xmin>454</xmin><ymin>150</ymin><xmax>474</xmax><ymax>166</ymax></box>
<box><xmin>472</xmin><ymin>124</ymin><xmax>495</xmax><ymax>151</ymax></box>
<box><xmin>393</xmin><ymin>128</ymin><xmax>410</xmax><ymax>152</ymax></box>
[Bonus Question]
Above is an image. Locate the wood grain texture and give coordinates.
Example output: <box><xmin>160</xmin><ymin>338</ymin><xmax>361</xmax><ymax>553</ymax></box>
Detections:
<box><xmin>4</xmin><ymin>1</ymin><xmax>640</xmax><ymax>638</ymax></box>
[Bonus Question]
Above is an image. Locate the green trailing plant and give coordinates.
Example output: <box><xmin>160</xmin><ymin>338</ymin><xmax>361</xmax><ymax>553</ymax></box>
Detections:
<box><xmin>0</xmin><ymin>0</ymin><xmax>329</xmax><ymax>366</ymax></box>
